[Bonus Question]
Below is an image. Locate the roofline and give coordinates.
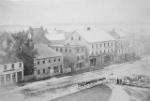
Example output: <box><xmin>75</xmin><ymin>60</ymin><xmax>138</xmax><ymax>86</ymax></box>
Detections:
<box><xmin>89</xmin><ymin>39</ymin><xmax>117</xmax><ymax>44</ymax></box>
<box><xmin>0</xmin><ymin>61</ymin><xmax>23</xmax><ymax>66</ymax></box>
<box><xmin>34</xmin><ymin>55</ymin><xmax>62</xmax><ymax>60</ymax></box>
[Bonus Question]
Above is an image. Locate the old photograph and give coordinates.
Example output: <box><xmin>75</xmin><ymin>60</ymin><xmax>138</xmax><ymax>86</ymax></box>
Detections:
<box><xmin>0</xmin><ymin>0</ymin><xmax>150</xmax><ymax>101</ymax></box>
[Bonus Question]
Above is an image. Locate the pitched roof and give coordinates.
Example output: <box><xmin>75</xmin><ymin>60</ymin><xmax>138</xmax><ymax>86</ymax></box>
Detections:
<box><xmin>34</xmin><ymin>43</ymin><xmax>62</xmax><ymax>59</ymax></box>
<box><xmin>78</xmin><ymin>28</ymin><xmax>115</xmax><ymax>43</ymax></box>
<box><xmin>45</xmin><ymin>27</ymin><xmax>115</xmax><ymax>44</ymax></box>
<box><xmin>45</xmin><ymin>29</ymin><xmax>74</xmax><ymax>44</ymax></box>
<box><xmin>45</xmin><ymin>33</ymin><xmax>65</xmax><ymax>41</ymax></box>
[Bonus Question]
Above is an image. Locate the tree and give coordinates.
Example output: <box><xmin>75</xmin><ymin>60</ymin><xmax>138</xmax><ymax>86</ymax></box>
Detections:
<box><xmin>12</xmin><ymin>31</ymin><xmax>37</xmax><ymax>75</ymax></box>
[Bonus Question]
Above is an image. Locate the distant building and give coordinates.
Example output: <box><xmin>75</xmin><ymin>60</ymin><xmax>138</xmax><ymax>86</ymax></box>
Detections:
<box><xmin>0</xmin><ymin>52</ymin><xmax>24</xmax><ymax>86</ymax></box>
<box><xmin>63</xmin><ymin>28</ymin><xmax>116</xmax><ymax>66</ymax></box>
<box><xmin>89</xmin><ymin>40</ymin><xmax>116</xmax><ymax>66</ymax></box>
<box><xmin>33</xmin><ymin>44</ymin><xmax>63</xmax><ymax>80</ymax></box>
<box><xmin>46</xmin><ymin>27</ymin><xmax>117</xmax><ymax>67</ymax></box>
<box><xmin>49</xmin><ymin>44</ymin><xmax>86</xmax><ymax>73</ymax></box>
<box><xmin>27</xmin><ymin>26</ymin><xmax>51</xmax><ymax>44</ymax></box>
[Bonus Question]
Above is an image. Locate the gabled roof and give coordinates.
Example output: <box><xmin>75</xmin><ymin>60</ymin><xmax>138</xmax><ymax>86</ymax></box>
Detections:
<box><xmin>45</xmin><ymin>33</ymin><xmax>65</xmax><ymax>41</ymax></box>
<box><xmin>34</xmin><ymin>43</ymin><xmax>62</xmax><ymax>59</ymax></box>
<box><xmin>78</xmin><ymin>28</ymin><xmax>115</xmax><ymax>43</ymax></box>
<box><xmin>45</xmin><ymin>29</ymin><xmax>75</xmax><ymax>44</ymax></box>
<box><xmin>45</xmin><ymin>27</ymin><xmax>115</xmax><ymax>44</ymax></box>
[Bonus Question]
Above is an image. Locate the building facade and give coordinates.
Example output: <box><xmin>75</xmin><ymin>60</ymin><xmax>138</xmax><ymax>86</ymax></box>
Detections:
<box><xmin>63</xmin><ymin>29</ymin><xmax>116</xmax><ymax>67</ymax></box>
<box><xmin>0</xmin><ymin>55</ymin><xmax>24</xmax><ymax>86</ymax></box>
<box><xmin>46</xmin><ymin>27</ymin><xmax>117</xmax><ymax>68</ymax></box>
<box><xmin>89</xmin><ymin>40</ymin><xmax>116</xmax><ymax>66</ymax></box>
<box><xmin>49</xmin><ymin>44</ymin><xmax>86</xmax><ymax>73</ymax></box>
<box><xmin>33</xmin><ymin>44</ymin><xmax>63</xmax><ymax>80</ymax></box>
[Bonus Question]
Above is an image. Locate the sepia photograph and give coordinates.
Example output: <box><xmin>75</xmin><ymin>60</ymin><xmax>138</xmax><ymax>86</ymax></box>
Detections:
<box><xmin>0</xmin><ymin>0</ymin><xmax>150</xmax><ymax>101</ymax></box>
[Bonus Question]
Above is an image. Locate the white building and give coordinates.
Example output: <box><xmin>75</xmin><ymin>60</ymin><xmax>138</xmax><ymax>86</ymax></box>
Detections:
<box><xmin>46</xmin><ymin>27</ymin><xmax>116</xmax><ymax>67</ymax></box>
<box><xmin>0</xmin><ymin>52</ymin><xmax>24</xmax><ymax>86</ymax></box>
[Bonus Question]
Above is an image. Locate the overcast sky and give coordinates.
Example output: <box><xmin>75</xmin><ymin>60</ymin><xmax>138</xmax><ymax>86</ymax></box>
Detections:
<box><xmin>0</xmin><ymin>0</ymin><xmax>150</xmax><ymax>26</ymax></box>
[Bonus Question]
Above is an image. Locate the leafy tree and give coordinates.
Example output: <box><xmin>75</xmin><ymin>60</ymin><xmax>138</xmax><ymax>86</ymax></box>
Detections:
<box><xmin>12</xmin><ymin>31</ymin><xmax>37</xmax><ymax>75</ymax></box>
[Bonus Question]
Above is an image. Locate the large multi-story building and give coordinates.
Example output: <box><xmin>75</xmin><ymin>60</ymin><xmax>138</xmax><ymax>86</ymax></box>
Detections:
<box><xmin>89</xmin><ymin>40</ymin><xmax>116</xmax><ymax>66</ymax></box>
<box><xmin>49</xmin><ymin>44</ymin><xmax>86</xmax><ymax>73</ymax></box>
<box><xmin>46</xmin><ymin>27</ymin><xmax>116</xmax><ymax>67</ymax></box>
<box><xmin>33</xmin><ymin>43</ymin><xmax>63</xmax><ymax>80</ymax></box>
<box><xmin>0</xmin><ymin>53</ymin><xmax>24</xmax><ymax>86</ymax></box>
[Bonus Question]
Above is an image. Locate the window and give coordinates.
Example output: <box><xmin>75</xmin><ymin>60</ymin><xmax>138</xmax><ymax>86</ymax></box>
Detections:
<box><xmin>19</xmin><ymin>63</ymin><xmax>22</xmax><ymax>68</ymax></box>
<box><xmin>12</xmin><ymin>64</ymin><xmax>14</xmax><ymax>70</ymax></box>
<box><xmin>37</xmin><ymin>70</ymin><xmax>40</xmax><ymax>75</ymax></box>
<box><xmin>60</xmin><ymin>48</ymin><xmax>63</xmax><ymax>52</ymax></box>
<box><xmin>43</xmin><ymin>60</ymin><xmax>45</xmax><ymax>64</ymax></box>
<box><xmin>58</xmin><ymin>58</ymin><xmax>61</xmax><ymax>61</ymax></box>
<box><xmin>43</xmin><ymin>69</ymin><xmax>45</xmax><ymax>74</ymax></box>
<box><xmin>54</xmin><ymin>66</ymin><xmax>59</xmax><ymax>73</ymax></box>
<box><xmin>77</xmin><ymin>48</ymin><xmax>79</xmax><ymax>52</ymax></box>
<box><xmin>87</xmin><ymin>27</ymin><xmax>91</xmax><ymax>31</ymax></box>
<box><xmin>6</xmin><ymin>74</ymin><xmax>10</xmax><ymax>81</ymax></box>
<box><xmin>49</xmin><ymin>59</ymin><xmax>51</xmax><ymax>63</ymax></box>
<box><xmin>92</xmin><ymin>44</ymin><xmax>94</xmax><ymax>48</ymax></box>
<box><xmin>77</xmin><ymin>56</ymin><xmax>80</xmax><ymax>60</ymax></box>
<box><xmin>12</xmin><ymin>73</ymin><xmax>16</xmax><ymax>80</ymax></box>
<box><xmin>71</xmin><ymin>37</ymin><xmax>74</xmax><ymax>40</ymax></box>
<box><xmin>65</xmin><ymin>48</ymin><xmax>67</xmax><ymax>52</ymax></box>
<box><xmin>48</xmin><ymin>67</ymin><xmax>51</xmax><ymax>69</ymax></box>
<box><xmin>4</xmin><ymin>65</ymin><xmax>7</xmax><ymax>71</ymax></box>
<box><xmin>78</xmin><ymin>37</ymin><xmax>81</xmax><ymax>41</ymax></box>
<box><xmin>37</xmin><ymin>61</ymin><xmax>40</xmax><ymax>65</ymax></box>
<box><xmin>56</xmin><ymin>48</ymin><xmax>58</xmax><ymax>51</ymax></box>
<box><xmin>54</xmin><ymin>58</ymin><xmax>56</xmax><ymax>62</ymax></box>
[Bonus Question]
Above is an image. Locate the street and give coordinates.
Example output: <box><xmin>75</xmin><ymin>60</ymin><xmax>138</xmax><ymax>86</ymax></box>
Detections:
<box><xmin>0</xmin><ymin>56</ymin><xmax>150</xmax><ymax>101</ymax></box>
<box><xmin>53</xmin><ymin>84</ymin><xmax>111</xmax><ymax>101</ymax></box>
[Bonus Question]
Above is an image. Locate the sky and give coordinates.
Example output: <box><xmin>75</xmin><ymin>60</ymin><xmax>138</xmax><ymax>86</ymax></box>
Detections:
<box><xmin>0</xmin><ymin>0</ymin><xmax>150</xmax><ymax>26</ymax></box>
